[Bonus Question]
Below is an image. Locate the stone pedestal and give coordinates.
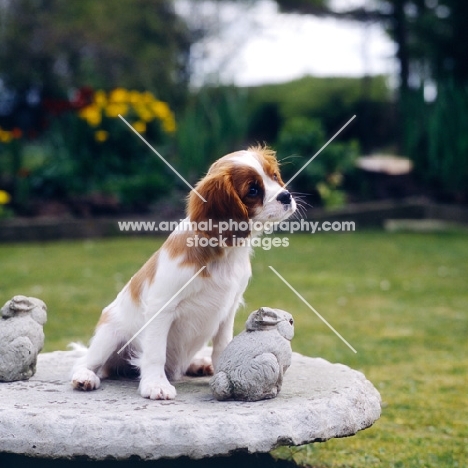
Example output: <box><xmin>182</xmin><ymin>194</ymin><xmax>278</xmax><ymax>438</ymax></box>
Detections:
<box><xmin>0</xmin><ymin>350</ymin><xmax>381</xmax><ymax>461</ymax></box>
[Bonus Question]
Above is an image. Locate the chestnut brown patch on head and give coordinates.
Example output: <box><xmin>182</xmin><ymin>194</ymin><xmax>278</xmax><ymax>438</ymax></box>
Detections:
<box><xmin>230</xmin><ymin>165</ymin><xmax>265</xmax><ymax>217</ymax></box>
<box><xmin>129</xmin><ymin>250</ymin><xmax>159</xmax><ymax>304</ymax></box>
<box><xmin>164</xmin><ymin>230</ymin><xmax>224</xmax><ymax>277</ymax></box>
<box><xmin>249</xmin><ymin>145</ymin><xmax>285</xmax><ymax>186</ymax></box>
<box><xmin>187</xmin><ymin>163</ymin><xmax>252</xmax><ymax>244</ymax></box>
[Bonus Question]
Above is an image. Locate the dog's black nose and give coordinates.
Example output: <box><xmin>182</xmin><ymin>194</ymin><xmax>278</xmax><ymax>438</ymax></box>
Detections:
<box><xmin>276</xmin><ymin>190</ymin><xmax>292</xmax><ymax>205</ymax></box>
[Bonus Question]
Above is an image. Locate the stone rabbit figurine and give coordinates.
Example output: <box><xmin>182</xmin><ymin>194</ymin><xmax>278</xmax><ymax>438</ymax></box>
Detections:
<box><xmin>0</xmin><ymin>295</ymin><xmax>47</xmax><ymax>382</ymax></box>
<box><xmin>210</xmin><ymin>307</ymin><xmax>294</xmax><ymax>401</ymax></box>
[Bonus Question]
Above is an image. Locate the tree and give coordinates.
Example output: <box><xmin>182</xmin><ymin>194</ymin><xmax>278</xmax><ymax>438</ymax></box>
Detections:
<box><xmin>0</xmin><ymin>0</ymin><xmax>191</xmax><ymax>104</ymax></box>
<box><xmin>271</xmin><ymin>0</ymin><xmax>468</xmax><ymax>89</ymax></box>
<box><xmin>174</xmin><ymin>0</ymin><xmax>262</xmax><ymax>86</ymax></box>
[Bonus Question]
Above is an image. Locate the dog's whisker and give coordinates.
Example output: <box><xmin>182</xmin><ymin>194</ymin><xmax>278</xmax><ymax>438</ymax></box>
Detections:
<box><xmin>293</xmin><ymin>197</ymin><xmax>313</xmax><ymax>208</ymax></box>
<box><xmin>279</xmin><ymin>154</ymin><xmax>302</xmax><ymax>163</ymax></box>
<box><xmin>290</xmin><ymin>191</ymin><xmax>312</xmax><ymax>195</ymax></box>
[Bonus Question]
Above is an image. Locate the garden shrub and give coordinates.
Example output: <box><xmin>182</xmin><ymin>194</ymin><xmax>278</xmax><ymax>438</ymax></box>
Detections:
<box><xmin>30</xmin><ymin>88</ymin><xmax>176</xmax><ymax>212</ymax></box>
<box><xmin>247</xmin><ymin>75</ymin><xmax>394</xmax><ymax>152</ymax></box>
<box><xmin>276</xmin><ymin>117</ymin><xmax>359</xmax><ymax>208</ymax></box>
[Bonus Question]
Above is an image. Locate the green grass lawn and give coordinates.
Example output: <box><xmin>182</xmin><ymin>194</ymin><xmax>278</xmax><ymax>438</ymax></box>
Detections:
<box><xmin>0</xmin><ymin>232</ymin><xmax>467</xmax><ymax>467</ymax></box>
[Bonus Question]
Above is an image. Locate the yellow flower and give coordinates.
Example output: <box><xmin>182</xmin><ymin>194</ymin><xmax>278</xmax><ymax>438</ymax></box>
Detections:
<box><xmin>0</xmin><ymin>129</ymin><xmax>13</xmax><ymax>143</ymax></box>
<box><xmin>78</xmin><ymin>105</ymin><xmax>102</xmax><ymax>126</ymax></box>
<box><xmin>151</xmin><ymin>101</ymin><xmax>170</xmax><ymax>119</ymax></box>
<box><xmin>105</xmin><ymin>103</ymin><xmax>128</xmax><ymax>118</ymax></box>
<box><xmin>162</xmin><ymin>115</ymin><xmax>176</xmax><ymax>133</ymax></box>
<box><xmin>129</xmin><ymin>90</ymin><xmax>142</xmax><ymax>104</ymax></box>
<box><xmin>132</xmin><ymin>104</ymin><xmax>152</xmax><ymax>122</ymax></box>
<box><xmin>132</xmin><ymin>104</ymin><xmax>145</xmax><ymax>115</ymax></box>
<box><xmin>140</xmin><ymin>111</ymin><xmax>154</xmax><ymax>122</ymax></box>
<box><xmin>94</xmin><ymin>90</ymin><xmax>107</xmax><ymax>107</ymax></box>
<box><xmin>0</xmin><ymin>190</ymin><xmax>11</xmax><ymax>205</ymax></box>
<box><xmin>132</xmin><ymin>121</ymin><xmax>146</xmax><ymax>133</ymax></box>
<box><xmin>141</xmin><ymin>91</ymin><xmax>155</xmax><ymax>103</ymax></box>
<box><xmin>94</xmin><ymin>130</ymin><xmax>109</xmax><ymax>142</ymax></box>
<box><xmin>109</xmin><ymin>88</ymin><xmax>129</xmax><ymax>103</ymax></box>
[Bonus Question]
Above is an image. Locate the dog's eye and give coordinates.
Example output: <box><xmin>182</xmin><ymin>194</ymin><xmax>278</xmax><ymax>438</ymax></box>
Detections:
<box><xmin>248</xmin><ymin>184</ymin><xmax>260</xmax><ymax>197</ymax></box>
<box><xmin>289</xmin><ymin>319</ymin><xmax>294</xmax><ymax>325</ymax></box>
<box><xmin>273</xmin><ymin>173</ymin><xmax>278</xmax><ymax>182</ymax></box>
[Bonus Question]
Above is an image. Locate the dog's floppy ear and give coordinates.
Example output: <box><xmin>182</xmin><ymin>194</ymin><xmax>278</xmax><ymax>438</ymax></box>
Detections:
<box><xmin>187</xmin><ymin>172</ymin><xmax>250</xmax><ymax>244</ymax></box>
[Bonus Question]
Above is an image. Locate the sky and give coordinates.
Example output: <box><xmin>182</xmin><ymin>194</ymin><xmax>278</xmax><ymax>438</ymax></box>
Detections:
<box><xmin>176</xmin><ymin>0</ymin><xmax>397</xmax><ymax>87</ymax></box>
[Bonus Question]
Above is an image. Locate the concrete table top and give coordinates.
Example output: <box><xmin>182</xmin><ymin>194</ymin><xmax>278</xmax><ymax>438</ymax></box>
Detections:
<box><xmin>0</xmin><ymin>350</ymin><xmax>381</xmax><ymax>460</ymax></box>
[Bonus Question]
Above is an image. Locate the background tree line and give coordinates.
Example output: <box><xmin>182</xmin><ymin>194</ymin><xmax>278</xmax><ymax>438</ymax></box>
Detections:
<box><xmin>271</xmin><ymin>0</ymin><xmax>468</xmax><ymax>200</ymax></box>
<box><xmin>0</xmin><ymin>0</ymin><xmax>467</xmax><ymax>218</ymax></box>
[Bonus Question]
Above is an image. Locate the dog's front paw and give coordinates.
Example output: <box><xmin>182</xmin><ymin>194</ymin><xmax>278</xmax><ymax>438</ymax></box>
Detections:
<box><xmin>72</xmin><ymin>368</ymin><xmax>101</xmax><ymax>391</ymax></box>
<box><xmin>139</xmin><ymin>378</ymin><xmax>177</xmax><ymax>400</ymax></box>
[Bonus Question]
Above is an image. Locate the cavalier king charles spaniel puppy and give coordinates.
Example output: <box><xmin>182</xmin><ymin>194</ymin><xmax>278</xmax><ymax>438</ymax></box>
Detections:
<box><xmin>71</xmin><ymin>146</ymin><xmax>296</xmax><ymax>399</ymax></box>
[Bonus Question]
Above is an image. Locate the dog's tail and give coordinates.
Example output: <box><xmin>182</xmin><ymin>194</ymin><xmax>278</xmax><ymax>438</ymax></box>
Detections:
<box><xmin>67</xmin><ymin>342</ymin><xmax>88</xmax><ymax>357</ymax></box>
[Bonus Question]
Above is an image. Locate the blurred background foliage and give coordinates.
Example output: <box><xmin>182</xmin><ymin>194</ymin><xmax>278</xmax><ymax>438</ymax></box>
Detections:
<box><xmin>0</xmin><ymin>0</ymin><xmax>467</xmax><ymax>217</ymax></box>
<box><xmin>175</xmin><ymin>86</ymin><xmax>249</xmax><ymax>182</ymax></box>
<box><xmin>275</xmin><ymin>116</ymin><xmax>360</xmax><ymax>208</ymax></box>
<box><xmin>402</xmin><ymin>81</ymin><xmax>468</xmax><ymax>202</ymax></box>
<box><xmin>37</xmin><ymin>88</ymin><xmax>176</xmax><ymax>213</ymax></box>
<box><xmin>0</xmin><ymin>0</ymin><xmax>190</xmax><ymax>103</ymax></box>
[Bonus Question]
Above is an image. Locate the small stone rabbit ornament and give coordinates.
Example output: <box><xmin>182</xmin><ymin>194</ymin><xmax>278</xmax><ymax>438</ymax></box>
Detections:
<box><xmin>0</xmin><ymin>295</ymin><xmax>47</xmax><ymax>382</ymax></box>
<box><xmin>210</xmin><ymin>307</ymin><xmax>294</xmax><ymax>401</ymax></box>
